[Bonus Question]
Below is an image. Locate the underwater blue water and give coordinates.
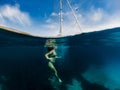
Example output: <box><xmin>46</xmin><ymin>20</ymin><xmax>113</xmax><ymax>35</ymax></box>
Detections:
<box><xmin>0</xmin><ymin>28</ymin><xmax>120</xmax><ymax>90</ymax></box>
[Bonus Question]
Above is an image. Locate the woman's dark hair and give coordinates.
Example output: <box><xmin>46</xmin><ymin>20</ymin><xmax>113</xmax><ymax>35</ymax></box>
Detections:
<box><xmin>47</xmin><ymin>46</ymin><xmax>55</xmax><ymax>52</ymax></box>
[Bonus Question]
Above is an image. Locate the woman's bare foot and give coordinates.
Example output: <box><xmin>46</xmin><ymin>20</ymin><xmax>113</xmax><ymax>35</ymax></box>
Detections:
<box><xmin>58</xmin><ymin>78</ymin><xmax>62</xmax><ymax>83</ymax></box>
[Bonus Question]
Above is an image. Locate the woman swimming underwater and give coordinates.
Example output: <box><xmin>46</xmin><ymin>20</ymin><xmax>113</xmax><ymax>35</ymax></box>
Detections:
<box><xmin>45</xmin><ymin>39</ymin><xmax>62</xmax><ymax>83</ymax></box>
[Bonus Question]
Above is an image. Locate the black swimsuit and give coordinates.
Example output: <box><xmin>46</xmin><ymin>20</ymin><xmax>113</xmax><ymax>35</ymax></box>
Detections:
<box><xmin>47</xmin><ymin>47</ymin><xmax>54</xmax><ymax>52</ymax></box>
<box><xmin>47</xmin><ymin>47</ymin><xmax>56</xmax><ymax>58</ymax></box>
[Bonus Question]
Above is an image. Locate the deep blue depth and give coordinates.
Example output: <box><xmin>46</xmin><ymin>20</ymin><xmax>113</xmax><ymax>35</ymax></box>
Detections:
<box><xmin>0</xmin><ymin>28</ymin><xmax>120</xmax><ymax>90</ymax></box>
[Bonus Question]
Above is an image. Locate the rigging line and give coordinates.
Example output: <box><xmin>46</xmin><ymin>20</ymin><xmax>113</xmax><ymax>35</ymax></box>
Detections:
<box><xmin>66</xmin><ymin>0</ymin><xmax>83</xmax><ymax>33</ymax></box>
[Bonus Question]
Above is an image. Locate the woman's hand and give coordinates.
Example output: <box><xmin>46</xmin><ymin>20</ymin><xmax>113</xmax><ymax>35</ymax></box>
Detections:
<box><xmin>49</xmin><ymin>58</ymin><xmax>55</xmax><ymax>63</ymax></box>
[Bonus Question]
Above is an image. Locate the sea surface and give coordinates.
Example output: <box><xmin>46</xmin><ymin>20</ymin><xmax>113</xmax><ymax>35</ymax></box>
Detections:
<box><xmin>0</xmin><ymin>28</ymin><xmax>120</xmax><ymax>90</ymax></box>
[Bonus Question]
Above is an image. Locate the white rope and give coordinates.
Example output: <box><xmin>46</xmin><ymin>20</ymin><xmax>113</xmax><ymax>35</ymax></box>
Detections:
<box><xmin>66</xmin><ymin>0</ymin><xmax>83</xmax><ymax>33</ymax></box>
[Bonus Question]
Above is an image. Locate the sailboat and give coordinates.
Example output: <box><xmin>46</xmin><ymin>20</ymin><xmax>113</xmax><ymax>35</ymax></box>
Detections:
<box><xmin>0</xmin><ymin>0</ymin><xmax>83</xmax><ymax>38</ymax></box>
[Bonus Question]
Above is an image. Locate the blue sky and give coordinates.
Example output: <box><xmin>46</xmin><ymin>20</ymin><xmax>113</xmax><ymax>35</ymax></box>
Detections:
<box><xmin>0</xmin><ymin>0</ymin><xmax>120</xmax><ymax>36</ymax></box>
<box><xmin>0</xmin><ymin>0</ymin><xmax>55</xmax><ymax>20</ymax></box>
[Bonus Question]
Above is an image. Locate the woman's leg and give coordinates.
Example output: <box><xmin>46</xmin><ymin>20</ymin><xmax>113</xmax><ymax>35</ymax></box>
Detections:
<box><xmin>48</xmin><ymin>62</ymin><xmax>62</xmax><ymax>83</ymax></box>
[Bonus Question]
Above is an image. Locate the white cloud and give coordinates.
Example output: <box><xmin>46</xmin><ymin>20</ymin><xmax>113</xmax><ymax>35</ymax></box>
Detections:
<box><xmin>51</xmin><ymin>12</ymin><xmax>58</xmax><ymax>17</ymax></box>
<box><xmin>0</xmin><ymin>4</ymin><xmax>31</xmax><ymax>26</ymax></box>
<box><xmin>0</xmin><ymin>13</ymin><xmax>5</xmax><ymax>25</ymax></box>
<box><xmin>89</xmin><ymin>8</ymin><xmax>103</xmax><ymax>22</ymax></box>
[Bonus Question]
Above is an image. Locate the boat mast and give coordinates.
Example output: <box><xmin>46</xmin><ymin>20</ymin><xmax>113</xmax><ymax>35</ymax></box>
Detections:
<box><xmin>58</xmin><ymin>0</ymin><xmax>82</xmax><ymax>36</ymax></box>
<box><xmin>59</xmin><ymin>0</ymin><xmax>63</xmax><ymax>35</ymax></box>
